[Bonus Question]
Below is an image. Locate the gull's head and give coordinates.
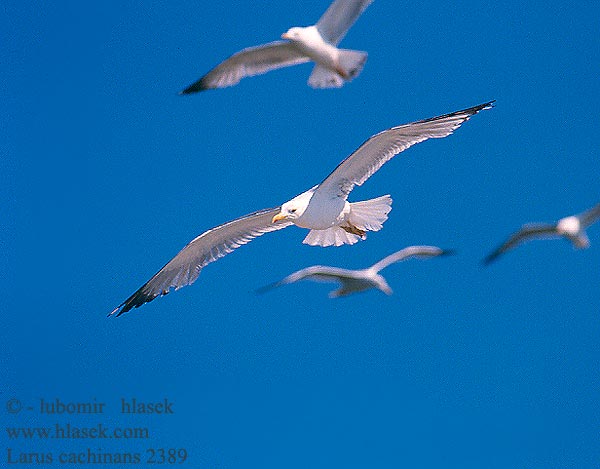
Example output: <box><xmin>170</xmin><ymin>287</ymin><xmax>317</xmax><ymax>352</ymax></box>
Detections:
<box><xmin>272</xmin><ymin>201</ymin><xmax>303</xmax><ymax>223</ymax></box>
<box><xmin>272</xmin><ymin>192</ymin><xmax>312</xmax><ymax>223</ymax></box>
<box><xmin>281</xmin><ymin>27</ymin><xmax>304</xmax><ymax>41</ymax></box>
<box><xmin>556</xmin><ymin>216</ymin><xmax>581</xmax><ymax>236</ymax></box>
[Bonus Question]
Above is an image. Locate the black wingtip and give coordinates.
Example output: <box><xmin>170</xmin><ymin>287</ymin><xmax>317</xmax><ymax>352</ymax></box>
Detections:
<box><xmin>463</xmin><ymin>100</ymin><xmax>496</xmax><ymax>116</ymax></box>
<box><xmin>254</xmin><ymin>282</ymin><xmax>280</xmax><ymax>295</ymax></box>
<box><xmin>108</xmin><ymin>294</ymin><xmax>144</xmax><ymax>317</ymax></box>
<box><xmin>107</xmin><ymin>287</ymin><xmax>164</xmax><ymax>318</ymax></box>
<box><xmin>439</xmin><ymin>249</ymin><xmax>457</xmax><ymax>257</ymax></box>
<box><xmin>107</xmin><ymin>304</ymin><xmax>126</xmax><ymax>318</ymax></box>
<box><xmin>481</xmin><ymin>253</ymin><xmax>500</xmax><ymax>266</ymax></box>
<box><xmin>180</xmin><ymin>78</ymin><xmax>211</xmax><ymax>95</ymax></box>
<box><xmin>470</xmin><ymin>100</ymin><xmax>495</xmax><ymax>114</ymax></box>
<box><xmin>419</xmin><ymin>100</ymin><xmax>495</xmax><ymax>126</ymax></box>
<box><xmin>179</xmin><ymin>87</ymin><xmax>199</xmax><ymax>95</ymax></box>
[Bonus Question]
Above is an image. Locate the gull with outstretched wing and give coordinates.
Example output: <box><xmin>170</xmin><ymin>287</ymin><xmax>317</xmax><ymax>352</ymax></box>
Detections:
<box><xmin>110</xmin><ymin>101</ymin><xmax>492</xmax><ymax>316</ymax></box>
<box><xmin>181</xmin><ymin>0</ymin><xmax>373</xmax><ymax>93</ymax></box>
<box><xmin>258</xmin><ymin>246</ymin><xmax>453</xmax><ymax>297</ymax></box>
<box><xmin>483</xmin><ymin>202</ymin><xmax>600</xmax><ymax>265</ymax></box>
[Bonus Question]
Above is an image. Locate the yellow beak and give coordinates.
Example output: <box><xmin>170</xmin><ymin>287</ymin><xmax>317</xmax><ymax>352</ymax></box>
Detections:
<box><xmin>281</xmin><ymin>32</ymin><xmax>290</xmax><ymax>40</ymax></box>
<box><xmin>272</xmin><ymin>213</ymin><xmax>287</xmax><ymax>223</ymax></box>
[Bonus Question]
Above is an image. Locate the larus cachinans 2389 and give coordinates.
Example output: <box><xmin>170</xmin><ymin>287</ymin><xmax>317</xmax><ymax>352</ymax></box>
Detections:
<box><xmin>181</xmin><ymin>0</ymin><xmax>373</xmax><ymax>93</ymax></box>
<box><xmin>483</xmin><ymin>202</ymin><xmax>600</xmax><ymax>265</ymax></box>
<box><xmin>110</xmin><ymin>101</ymin><xmax>492</xmax><ymax>316</ymax></box>
<box><xmin>257</xmin><ymin>246</ymin><xmax>453</xmax><ymax>298</ymax></box>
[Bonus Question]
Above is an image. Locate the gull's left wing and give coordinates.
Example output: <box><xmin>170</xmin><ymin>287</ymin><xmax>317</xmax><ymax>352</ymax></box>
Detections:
<box><xmin>110</xmin><ymin>207</ymin><xmax>293</xmax><ymax>316</ymax></box>
<box><xmin>577</xmin><ymin>202</ymin><xmax>600</xmax><ymax>228</ymax></box>
<box><xmin>482</xmin><ymin>223</ymin><xmax>558</xmax><ymax>265</ymax></box>
<box><xmin>315</xmin><ymin>0</ymin><xmax>373</xmax><ymax>45</ymax></box>
<box><xmin>368</xmin><ymin>246</ymin><xmax>450</xmax><ymax>273</ymax></box>
<box><xmin>180</xmin><ymin>41</ymin><xmax>310</xmax><ymax>93</ymax></box>
<box><xmin>256</xmin><ymin>265</ymin><xmax>356</xmax><ymax>293</ymax></box>
<box><xmin>313</xmin><ymin>101</ymin><xmax>494</xmax><ymax>200</ymax></box>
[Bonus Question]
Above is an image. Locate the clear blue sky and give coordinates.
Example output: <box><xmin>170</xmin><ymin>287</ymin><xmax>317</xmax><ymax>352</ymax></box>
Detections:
<box><xmin>2</xmin><ymin>1</ymin><xmax>599</xmax><ymax>467</ymax></box>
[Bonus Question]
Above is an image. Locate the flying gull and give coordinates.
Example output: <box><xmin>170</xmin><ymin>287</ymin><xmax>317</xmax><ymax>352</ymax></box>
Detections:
<box><xmin>180</xmin><ymin>0</ymin><xmax>373</xmax><ymax>93</ymax></box>
<box><xmin>483</xmin><ymin>202</ymin><xmax>600</xmax><ymax>265</ymax></box>
<box><xmin>257</xmin><ymin>246</ymin><xmax>453</xmax><ymax>297</ymax></box>
<box><xmin>110</xmin><ymin>101</ymin><xmax>493</xmax><ymax>316</ymax></box>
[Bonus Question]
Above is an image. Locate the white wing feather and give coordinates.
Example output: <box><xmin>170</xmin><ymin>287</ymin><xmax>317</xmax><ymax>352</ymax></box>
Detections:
<box><xmin>577</xmin><ymin>202</ymin><xmax>600</xmax><ymax>228</ymax></box>
<box><xmin>483</xmin><ymin>223</ymin><xmax>559</xmax><ymax>264</ymax></box>
<box><xmin>257</xmin><ymin>266</ymin><xmax>360</xmax><ymax>293</ymax></box>
<box><xmin>369</xmin><ymin>246</ymin><xmax>446</xmax><ymax>273</ymax></box>
<box><xmin>181</xmin><ymin>41</ymin><xmax>310</xmax><ymax>93</ymax></box>
<box><xmin>316</xmin><ymin>0</ymin><xmax>373</xmax><ymax>45</ymax></box>
<box><xmin>111</xmin><ymin>207</ymin><xmax>293</xmax><ymax>316</ymax></box>
<box><xmin>314</xmin><ymin>102</ymin><xmax>494</xmax><ymax>200</ymax></box>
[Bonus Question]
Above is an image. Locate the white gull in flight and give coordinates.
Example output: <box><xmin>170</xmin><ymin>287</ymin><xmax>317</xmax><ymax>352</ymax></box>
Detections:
<box><xmin>257</xmin><ymin>246</ymin><xmax>453</xmax><ymax>297</ymax></box>
<box><xmin>483</xmin><ymin>202</ymin><xmax>600</xmax><ymax>265</ymax></box>
<box><xmin>180</xmin><ymin>0</ymin><xmax>373</xmax><ymax>93</ymax></box>
<box><xmin>110</xmin><ymin>101</ymin><xmax>492</xmax><ymax>316</ymax></box>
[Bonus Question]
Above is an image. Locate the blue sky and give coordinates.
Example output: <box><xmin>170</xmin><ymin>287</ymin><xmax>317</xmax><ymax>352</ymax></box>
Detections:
<box><xmin>2</xmin><ymin>1</ymin><xmax>599</xmax><ymax>467</ymax></box>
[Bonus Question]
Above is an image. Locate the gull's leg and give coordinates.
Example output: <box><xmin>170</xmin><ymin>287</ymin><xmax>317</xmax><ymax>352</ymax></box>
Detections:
<box><xmin>341</xmin><ymin>223</ymin><xmax>366</xmax><ymax>238</ymax></box>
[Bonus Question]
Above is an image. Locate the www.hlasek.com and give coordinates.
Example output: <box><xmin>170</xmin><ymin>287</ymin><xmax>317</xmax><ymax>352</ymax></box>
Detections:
<box><xmin>7</xmin><ymin>423</ymin><xmax>149</xmax><ymax>440</ymax></box>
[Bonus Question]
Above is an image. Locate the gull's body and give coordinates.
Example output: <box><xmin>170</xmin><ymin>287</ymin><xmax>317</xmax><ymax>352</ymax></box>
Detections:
<box><xmin>180</xmin><ymin>0</ymin><xmax>373</xmax><ymax>93</ymax></box>
<box><xmin>258</xmin><ymin>246</ymin><xmax>452</xmax><ymax>297</ymax></box>
<box><xmin>110</xmin><ymin>102</ymin><xmax>492</xmax><ymax>316</ymax></box>
<box><xmin>483</xmin><ymin>202</ymin><xmax>600</xmax><ymax>265</ymax></box>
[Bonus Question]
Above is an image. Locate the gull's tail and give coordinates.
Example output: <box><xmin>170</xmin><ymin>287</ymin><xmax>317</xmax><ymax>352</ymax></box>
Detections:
<box><xmin>348</xmin><ymin>195</ymin><xmax>392</xmax><ymax>232</ymax></box>
<box><xmin>303</xmin><ymin>226</ymin><xmax>362</xmax><ymax>247</ymax></box>
<box><xmin>308</xmin><ymin>49</ymin><xmax>367</xmax><ymax>88</ymax></box>
<box><xmin>570</xmin><ymin>232</ymin><xmax>590</xmax><ymax>249</ymax></box>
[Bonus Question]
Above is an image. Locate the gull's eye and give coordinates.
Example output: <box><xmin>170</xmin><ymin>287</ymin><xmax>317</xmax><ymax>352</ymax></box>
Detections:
<box><xmin>289</xmin><ymin>208</ymin><xmax>297</xmax><ymax>213</ymax></box>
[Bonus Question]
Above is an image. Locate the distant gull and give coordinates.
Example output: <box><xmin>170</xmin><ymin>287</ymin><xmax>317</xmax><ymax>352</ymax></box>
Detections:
<box><xmin>483</xmin><ymin>202</ymin><xmax>600</xmax><ymax>265</ymax></box>
<box><xmin>110</xmin><ymin>101</ymin><xmax>492</xmax><ymax>316</ymax></box>
<box><xmin>257</xmin><ymin>246</ymin><xmax>453</xmax><ymax>297</ymax></box>
<box><xmin>180</xmin><ymin>0</ymin><xmax>373</xmax><ymax>93</ymax></box>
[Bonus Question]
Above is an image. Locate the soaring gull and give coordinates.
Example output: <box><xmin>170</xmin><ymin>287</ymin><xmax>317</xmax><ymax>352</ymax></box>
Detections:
<box><xmin>483</xmin><ymin>202</ymin><xmax>600</xmax><ymax>265</ymax></box>
<box><xmin>257</xmin><ymin>246</ymin><xmax>453</xmax><ymax>297</ymax></box>
<box><xmin>180</xmin><ymin>0</ymin><xmax>373</xmax><ymax>93</ymax></box>
<box><xmin>110</xmin><ymin>101</ymin><xmax>493</xmax><ymax>316</ymax></box>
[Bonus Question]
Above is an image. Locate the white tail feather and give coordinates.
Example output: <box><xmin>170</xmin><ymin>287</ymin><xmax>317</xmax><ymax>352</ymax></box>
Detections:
<box><xmin>307</xmin><ymin>49</ymin><xmax>367</xmax><ymax>88</ymax></box>
<box><xmin>349</xmin><ymin>195</ymin><xmax>392</xmax><ymax>231</ymax></box>
<box><xmin>308</xmin><ymin>65</ymin><xmax>344</xmax><ymax>88</ymax></box>
<box><xmin>571</xmin><ymin>233</ymin><xmax>590</xmax><ymax>249</ymax></box>
<box><xmin>337</xmin><ymin>49</ymin><xmax>367</xmax><ymax>79</ymax></box>
<box><xmin>303</xmin><ymin>226</ymin><xmax>361</xmax><ymax>247</ymax></box>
